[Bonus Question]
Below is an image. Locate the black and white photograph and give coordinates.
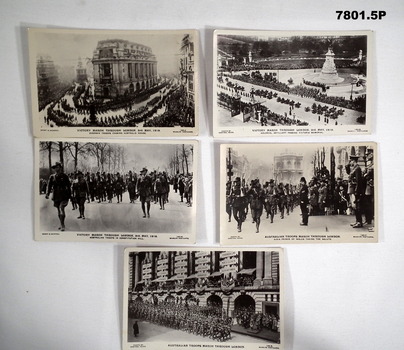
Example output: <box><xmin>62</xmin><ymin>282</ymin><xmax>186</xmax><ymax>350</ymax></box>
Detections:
<box><xmin>123</xmin><ymin>247</ymin><xmax>284</xmax><ymax>350</ymax></box>
<box><xmin>220</xmin><ymin>142</ymin><xmax>377</xmax><ymax>245</ymax></box>
<box><xmin>213</xmin><ymin>30</ymin><xmax>372</xmax><ymax>137</ymax></box>
<box><xmin>34</xmin><ymin>138</ymin><xmax>197</xmax><ymax>243</ymax></box>
<box><xmin>29</xmin><ymin>28</ymin><xmax>199</xmax><ymax>137</ymax></box>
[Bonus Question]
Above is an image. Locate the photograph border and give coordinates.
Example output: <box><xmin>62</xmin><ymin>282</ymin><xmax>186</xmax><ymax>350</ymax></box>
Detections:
<box><xmin>219</xmin><ymin>142</ymin><xmax>378</xmax><ymax>245</ymax></box>
<box><xmin>122</xmin><ymin>247</ymin><xmax>284</xmax><ymax>350</ymax></box>
<box><xmin>34</xmin><ymin>137</ymin><xmax>198</xmax><ymax>244</ymax></box>
<box><xmin>213</xmin><ymin>29</ymin><xmax>373</xmax><ymax>138</ymax></box>
<box><xmin>28</xmin><ymin>27</ymin><xmax>200</xmax><ymax>138</ymax></box>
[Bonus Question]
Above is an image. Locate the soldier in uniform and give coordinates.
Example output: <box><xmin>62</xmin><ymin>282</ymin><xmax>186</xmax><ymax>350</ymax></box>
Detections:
<box><xmin>277</xmin><ymin>183</ymin><xmax>287</xmax><ymax>219</ymax></box>
<box><xmin>114</xmin><ymin>172</ymin><xmax>124</xmax><ymax>203</ymax></box>
<box><xmin>178</xmin><ymin>174</ymin><xmax>185</xmax><ymax>202</ymax></box>
<box><xmin>70</xmin><ymin>173</ymin><xmax>78</xmax><ymax>211</ymax></box>
<box><xmin>75</xmin><ymin>171</ymin><xmax>90</xmax><ymax>219</ymax></box>
<box><xmin>363</xmin><ymin>148</ymin><xmax>374</xmax><ymax>226</ymax></box>
<box><xmin>128</xmin><ymin>170</ymin><xmax>138</xmax><ymax>203</ymax></box>
<box><xmin>106</xmin><ymin>173</ymin><xmax>114</xmax><ymax>203</ymax></box>
<box><xmin>285</xmin><ymin>183</ymin><xmax>293</xmax><ymax>215</ymax></box>
<box><xmin>184</xmin><ymin>174</ymin><xmax>193</xmax><ymax>207</ymax></box>
<box><xmin>225</xmin><ymin>181</ymin><xmax>232</xmax><ymax>222</ymax></box>
<box><xmin>248</xmin><ymin>179</ymin><xmax>266</xmax><ymax>233</ymax></box>
<box><xmin>318</xmin><ymin>180</ymin><xmax>328</xmax><ymax>215</ymax></box>
<box><xmin>137</xmin><ymin>168</ymin><xmax>153</xmax><ymax>218</ymax></box>
<box><xmin>158</xmin><ymin>172</ymin><xmax>170</xmax><ymax>210</ymax></box>
<box><xmin>264</xmin><ymin>180</ymin><xmax>277</xmax><ymax>223</ymax></box>
<box><xmin>45</xmin><ymin>162</ymin><xmax>71</xmax><ymax>231</ymax></box>
<box><xmin>127</xmin><ymin>178</ymin><xmax>136</xmax><ymax>203</ymax></box>
<box><xmin>96</xmin><ymin>172</ymin><xmax>103</xmax><ymax>203</ymax></box>
<box><xmin>299</xmin><ymin>177</ymin><xmax>309</xmax><ymax>226</ymax></box>
<box><xmin>88</xmin><ymin>173</ymin><xmax>96</xmax><ymax>202</ymax></box>
<box><xmin>231</xmin><ymin>177</ymin><xmax>248</xmax><ymax>232</ymax></box>
<box><xmin>347</xmin><ymin>154</ymin><xmax>365</xmax><ymax>228</ymax></box>
<box><xmin>173</xmin><ymin>171</ymin><xmax>179</xmax><ymax>193</ymax></box>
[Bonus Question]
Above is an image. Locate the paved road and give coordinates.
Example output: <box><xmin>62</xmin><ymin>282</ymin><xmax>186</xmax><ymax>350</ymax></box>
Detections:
<box><xmin>223</xmin><ymin>204</ymin><xmax>373</xmax><ymax>236</ymax></box>
<box><xmin>217</xmin><ymin>73</ymin><xmax>364</xmax><ymax>127</ymax></box>
<box><xmin>127</xmin><ymin>319</ymin><xmax>272</xmax><ymax>344</ymax></box>
<box><xmin>40</xmin><ymin>187</ymin><xmax>193</xmax><ymax>233</ymax></box>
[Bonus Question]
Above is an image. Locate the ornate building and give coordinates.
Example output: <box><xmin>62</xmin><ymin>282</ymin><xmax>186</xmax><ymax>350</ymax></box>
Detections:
<box><xmin>36</xmin><ymin>55</ymin><xmax>60</xmax><ymax>109</ymax></box>
<box><xmin>273</xmin><ymin>152</ymin><xmax>303</xmax><ymax>184</ymax></box>
<box><xmin>92</xmin><ymin>39</ymin><xmax>158</xmax><ymax>98</ymax></box>
<box><xmin>128</xmin><ymin>250</ymin><xmax>280</xmax><ymax>319</ymax></box>
<box><xmin>217</xmin><ymin>49</ymin><xmax>235</xmax><ymax>69</ymax></box>
<box><xmin>76</xmin><ymin>57</ymin><xmax>87</xmax><ymax>84</ymax></box>
<box><xmin>180</xmin><ymin>35</ymin><xmax>195</xmax><ymax>108</ymax></box>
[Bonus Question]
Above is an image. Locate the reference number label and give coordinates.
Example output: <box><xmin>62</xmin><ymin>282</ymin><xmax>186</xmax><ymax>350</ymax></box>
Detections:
<box><xmin>336</xmin><ymin>10</ymin><xmax>386</xmax><ymax>20</ymax></box>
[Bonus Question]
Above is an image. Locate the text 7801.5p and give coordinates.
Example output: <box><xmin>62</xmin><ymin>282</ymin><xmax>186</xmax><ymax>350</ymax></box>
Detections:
<box><xmin>336</xmin><ymin>11</ymin><xmax>386</xmax><ymax>20</ymax></box>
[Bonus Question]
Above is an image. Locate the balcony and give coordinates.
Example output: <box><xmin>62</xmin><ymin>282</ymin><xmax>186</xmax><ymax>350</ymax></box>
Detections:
<box><xmin>100</xmin><ymin>76</ymin><xmax>113</xmax><ymax>84</ymax></box>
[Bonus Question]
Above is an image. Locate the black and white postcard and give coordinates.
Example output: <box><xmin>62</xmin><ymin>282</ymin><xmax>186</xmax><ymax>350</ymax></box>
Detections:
<box><xmin>34</xmin><ymin>138</ymin><xmax>197</xmax><ymax>243</ymax></box>
<box><xmin>29</xmin><ymin>28</ymin><xmax>199</xmax><ymax>137</ymax></box>
<box><xmin>123</xmin><ymin>247</ymin><xmax>284</xmax><ymax>350</ymax></box>
<box><xmin>213</xmin><ymin>30</ymin><xmax>372</xmax><ymax>137</ymax></box>
<box><xmin>220</xmin><ymin>142</ymin><xmax>377</xmax><ymax>245</ymax></box>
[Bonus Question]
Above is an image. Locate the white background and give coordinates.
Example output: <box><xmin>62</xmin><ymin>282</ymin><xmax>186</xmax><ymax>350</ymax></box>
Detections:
<box><xmin>1</xmin><ymin>0</ymin><xmax>404</xmax><ymax>349</ymax></box>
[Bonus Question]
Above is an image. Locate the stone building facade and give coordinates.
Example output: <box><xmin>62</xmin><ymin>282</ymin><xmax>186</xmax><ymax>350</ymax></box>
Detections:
<box><xmin>128</xmin><ymin>250</ymin><xmax>280</xmax><ymax>317</ymax></box>
<box><xmin>274</xmin><ymin>152</ymin><xmax>303</xmax><ymax>184</ymax></box>
<box><xmin>76</xmin><ymin>57</ymin><xmax>87</xmax><ymax>84</ymax></box>
<box><xmin>92</xmin><ymin>39</ymin><xmax>158</xmax><ymax>98</ymax></box>
<box><xmin>36</xmin><ymin>55</ymin><xmax>60</xmax><ymax>108</ymax></box>
<box><xmin>180</xmin><ymin>35</ymin><xmax>195</xmax><ymax>108</ymax></box>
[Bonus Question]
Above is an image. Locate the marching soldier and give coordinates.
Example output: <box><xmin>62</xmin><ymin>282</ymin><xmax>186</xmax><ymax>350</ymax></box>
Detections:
<box><xmin>248</xmin><ymin>179</ymin><xmax>265</xmax><ymax>233</ymax></box>
<box><xmin>137</xmin><ymin>168</ymin><xmax>153</xmax><ymax>218</ymax></box>
<box><xmin>231</xmin><ymin>177</ymin><xmax>248</xmax><ymax>232</ymax></box>
<box><xmin>114</xmin><ymin>172</ymin><xmax>124</xmax><ymax>203</ymax></box>
<box><xmin>96</xmin><ymin>172</ymin><xmax>104</xmax><ymax>203</ymax></box>
<box><xmin>264</xmin><ymin>180</ymin><xmax>277</xmax><ymax>223</ymax></box>
<box><xmin>89</xmin><ymin>173</ymin><xmax>96</xmax><ymax>202</ymax></box>
<box><xmin>277</xmin><ymin>183</ymin><xmax>286</xmax><ymax>219</ymax></box>
<box><xmin>285</xmin><ymin>183</ymin><xmax>293</xmax><ymax>215</ymax></box>
<box><xmin>226</xmin><ymin>181</ymin><xmax>232</xmax><ymax>222</ymax></box>
<box><xmin>106</xmin><ymin>174</ymin><xmax>114</xmax><ymax>203</ymax></box>
<box><xmin>45</xmin><ymin>162</ymin><xmax>71</xmax><ymax>232</ymax></box>
<box><xmin>75</xmin><ymin>171</ymin><xmax>90</xmax><ymax>219</ymax></box>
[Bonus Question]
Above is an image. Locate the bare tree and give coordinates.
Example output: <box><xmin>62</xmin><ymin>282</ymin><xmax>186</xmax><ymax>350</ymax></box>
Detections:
<box><xmin>65</xmin><ymin>142</ymin><xmax>89</xmax><ymax>172</ymax></box>
<box><xmin>58</xmin><ymin>142</ymin><xmax>65</xmax><ymax>166</ymax></box>
<box><xmin>87</xmin><ymin>142</ymin><xmax>109</xmax><ymax>172</ymax></box>
<box><xmin>182</xmin><ymin>144</ymin><xmax>189</xmax><ymax>174</ymax></box>
<box><xmin>40</xmin><ymin>141</ymin><xmax>54</xmax><ymax>171</ymax></box>
<box><xmin>120</xmin><ymin>146</ymin><xmax>127</xmax><ymax>173</ymax></box>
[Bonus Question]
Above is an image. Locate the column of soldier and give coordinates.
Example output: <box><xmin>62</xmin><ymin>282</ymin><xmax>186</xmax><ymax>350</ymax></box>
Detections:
<box><xmin>226</xmin><ymin>148</ymin><xmax>374</xmax><ymax>233</ymax></box>
<box><xmin>235</xmin><ymin>306</ymin><xmax>280</xmax><ymax>333</ymax></box>
<box><xmin>41</xmin><ymin>165</ymin><xmax>193</xmax><ymax>231</ymax></box>
<box><xmin>129</xmin><ymin>300</ymin><xmax>232</xmax><ymax>342</ymax></box>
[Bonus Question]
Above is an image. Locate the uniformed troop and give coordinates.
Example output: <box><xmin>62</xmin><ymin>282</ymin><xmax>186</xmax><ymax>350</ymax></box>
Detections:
<box><xmin>235</xmin><ymin>306</ymin><xmax>280</xmax><ymax>333</ymax></box>
<box><xmin>43</xmin><ymin>162</ymin><xmax>193</xmax><ymax>230</ymax></box>
<box><xmin>226</xmin><ymin>148</ymin><xmax>374</xmax><ymax>231</ymax></box>
<box><xmin>226</xmin><ymin>177</ymin><xmax>299</xmax><ymax>233</ymax></box>
<box><xmin>129</xmin><ymin>301</ymin><xmax>232</xmax><ymax>342</ymax></box>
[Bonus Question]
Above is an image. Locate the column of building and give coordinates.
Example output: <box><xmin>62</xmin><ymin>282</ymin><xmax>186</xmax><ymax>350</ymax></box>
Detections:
<box><xmin>254</xmin><ymin>251</ymin><xmax>264</xmax><ymax>287</ymax></box>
